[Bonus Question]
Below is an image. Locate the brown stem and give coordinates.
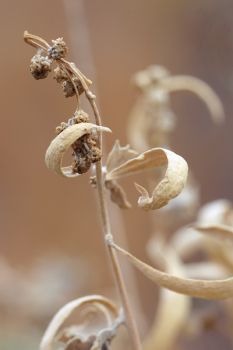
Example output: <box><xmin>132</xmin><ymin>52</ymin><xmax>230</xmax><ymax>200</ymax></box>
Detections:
<box><xmin>89</xmin><ymin>96</ymin><xmax>142</xmax><ymax>350</ymax></box>
<box><xmin>24</xmin><ymin>33</ymin><xmax>142</xmax><ymax>349</ymax></box>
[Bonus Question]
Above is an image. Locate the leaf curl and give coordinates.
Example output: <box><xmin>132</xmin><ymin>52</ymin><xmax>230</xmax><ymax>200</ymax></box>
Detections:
<box><xmin>40</xmin><ymin>295</ymin><xmax>119</xmax><ymax>350</ymax></box>
<box><xmin>110</xmin><ymin>241</ymin><xmax>233</xmax><ymax>300</ymax></box>
<box><xmin>45</xmin><ymin>123</ymin><xmax>111</xmax><ymax>178</ymax></box>
<box><xmin>160</xmin><ymin>75</ymin><xmax>225</xmax><ymax>123</ymax></box>
<box><xmin>106</xmin><ymin>148</ymin><xmax>188</xmax><ymax>210</ymax></box>
<box><xmin>193</xmin><ymin>224</ymin><xmax>233</xmax><ymax>244</ymax></box>
<box><xmin>144</xmin><ymin>240</ymin><xmax>190</xmax><ymax>350</ymax></box>
<box><xmin>106</xmin><ymin>140</ymin><xmax>138</xmax><ymax>172</ymax></box>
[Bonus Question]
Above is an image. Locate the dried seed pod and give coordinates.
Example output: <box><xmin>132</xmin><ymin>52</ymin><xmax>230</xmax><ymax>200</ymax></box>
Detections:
<box><xmin>45</xmin><ymin>123</ymin><xmax>111</xmax><ymax>178</ymax></box>
<box><xmin>53</xmin><ymin>66</ymin><xmax>68</xmax><ymax>83</ymax></box>
<box><xmin>74</xmin><ymin>110</ymin><xmax>90</xmax><ymax>124</ymax></box>
<box><xmin>55</xmin><ymin>122</ymin><xmax>68</xmax><ymax>135</ymax></box>
<box><xmin>88</xmin><ymin>146</ymin><xmax>102</xmax><ymax>163</ymax></box>
<box><xmin>48</xmin><ymin>37</ymin><xmax>68</xmax><ymax>59</ymax></box>
<box><xmin>62</xmin><ymin>78</ymin><xmax>85</xmax><ymax>97</ymax></box>
<box><xmin>72</xmin><ymin>158</ymin><xmax>91</xmax><ymax>175</ymax></box>
<box><xmin>30</xmin><ymin>54</ymin><xmax>52</xmax><ymax>80</ymax></box>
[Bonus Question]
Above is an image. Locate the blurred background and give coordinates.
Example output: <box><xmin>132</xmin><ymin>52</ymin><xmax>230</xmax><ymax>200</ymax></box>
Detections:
<box><xmin>0</xmin><ymin>0</ymin><xmax>233</xmax><ymax>349</ymax></box>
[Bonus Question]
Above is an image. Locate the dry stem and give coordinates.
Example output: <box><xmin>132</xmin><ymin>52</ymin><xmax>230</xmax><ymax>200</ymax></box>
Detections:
<box><xmin>64</xmin><ymin>63</ymin><xmax>142</xmax><ymax>350</ymax></box>
<box><xmin>24</xmin><ymin>32</ymin><xmax>142</xmax><ymax>350</ymax></box>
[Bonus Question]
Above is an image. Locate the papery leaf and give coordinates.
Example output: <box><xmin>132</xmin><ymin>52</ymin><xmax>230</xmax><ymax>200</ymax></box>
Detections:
<box><xmin>110</xmin><ymin>241</ymin><xmax>233</xmax><ymax>300</ymax></box>
<box><xmin>106</xmin><ymin>148</ymin><xmax>188</xmax><ymax>210</ymax></box>
<box><xmin>185</xmin><ymin>262</ymin><xmax>229</xmax><ymax>280</ymax></box>
<box><xmin>145</xmin><ymin>239</ymin><xmax>190</xmax><ymax>350</ymax></box>
<box><xmin>40</xmin><ymin>295</ymin><xmax>119</xmax><ymax>350</ymax></box>
<box><xmin>106</xmin><ymin>140</ymin><xmax>138</xmax><ymax>172</ymax></box>
<box><xmin>45</xmin><ymin>123</ymin><xmax>111</xmax><ymax>178</ymax></box>
<box><xmin>105</xmin><ymin>180</ymin><xmax>131</xmax><ymax>209</ymax></box>
<box><xmin>197</xmin><ymin>199</ymin><xmax>232</xmax><ymax>225</ymax></box>
<box><xmin>193</xmin><ymin>224</ymin><xmax>233</xmax><ymax>244</ymax></box>
<box><xmin>160</xmin><ymin>75</ymin><xmax>224</xmax><ymax>123</ymax></box>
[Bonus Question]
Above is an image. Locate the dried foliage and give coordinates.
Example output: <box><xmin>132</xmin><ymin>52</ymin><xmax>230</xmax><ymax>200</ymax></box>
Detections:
<box><xmin>40</xmin><ymin>295</ymin><xmax>123</xmax><ymax>350</ymax></box>
<box><xmin>128</xmin><ymin>65</ymin><xmax>224</xmax><ymax>151</ymax></box>
<box><xmin>23</xmin><ymin>30</ymin><xmax>232</xmax><ymax>350</ymax></box>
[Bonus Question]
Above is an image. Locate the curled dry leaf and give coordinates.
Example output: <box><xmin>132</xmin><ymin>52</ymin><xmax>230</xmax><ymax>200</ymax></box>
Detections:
<box><xmin>109</xmin><ymin>241</ymin><xmax>233</xmax><ymax>300</ymax></box>
<box><xmin>193</xmin><ymin>224</ymin><xmax>233</xmax><ymax>244</ymax></box>
<box><xmin>193</xmin><ymin>224</ymin><xmax>233</xmax><ymax>272</ymax></box>
<box><xmin>184</xmin><ymin>262</ymin><xmax>229</xmax><ymax>280</ymax></box>
<box><xmin>159</xmin><ymin>75</ymin><xmax>224</xmax><ymax>123</ymax></box>
<box><xmin>105</xmin><ymin>180</ymin><xmax>132</xmax><ymax>209</ymax></box>
<box><xmin>105</xmin><ymin>140</ymin><xmax>138</xmax><ymax>209</ymax></box>
<box><xmin>106</xmin><ymin>140</ymin><xmax>138</xmax><ymax>172</ymax></box>
<box><xmin>128</xmin><ymin>66</ymin><xmax>224</xmax><ymax>152</ymax></box>
<box><xmin>144</xmin><ymin>240</ymin><xmax>190</xmax><ymax>350</ymax></box>
<box><xmin>45</xmin><ymin>123</ymin><xmax>111</xmax><ymax>178</ymax></box>
<box><xmin>106</xmin><ymin>148</ymin><xmax>188</xmax><ymax>210</ymax></box>
<box><xmin>40</xmin><ymin>294</ymin><xmax>122</xmax><ymax>350</ymax></box>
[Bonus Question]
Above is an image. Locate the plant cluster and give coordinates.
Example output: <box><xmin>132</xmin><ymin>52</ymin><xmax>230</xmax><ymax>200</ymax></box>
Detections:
<box><xmin>24</xmin><ymin>32</ymin><xmax>233</xmax><ymax>350</ymax></box>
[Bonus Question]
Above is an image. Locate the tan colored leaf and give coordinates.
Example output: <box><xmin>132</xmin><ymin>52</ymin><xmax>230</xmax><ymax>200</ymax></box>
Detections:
<box><xmin>193</xmin><ymin>224</ymin><xmax>233</xmax><ymax>272</ymax></box>
<box><xmin>160</xmin><ymin>75</ymin><xmax>224</xmax><ymax>123</ymax></box>
<box><xmin>184</xmin><ymin>262</ymin><xmax>229</xmax><ymax>280</ymax></box>
<box><xmin>45</xmin><ymin>123</ymin><xmax>111</xmax><ymax>178</ymax></box>
<box><xmin>106</xmin><ymin>148</ymin><xmax>188</xmax><ymax>210</ymax></box>
<box><xmin>193</xmin><ymin>224</ymin><xmax>233</xmax><ymax>244</ymax></box>
<box><xmin>105</xmin><ymin>180</ymin><xmax>131</xmax><ymax>209</ymax></box>
<box><xmin>40</xmin><ymin>295</ymin><xmax>119</xmax><ymax>350</ymax></box>
<box><xmin>144</xmin><ymin>240</ymin><xmax>190</xmax><ymax>350</ymax></box>
<box><xmin>106</xmin><ymin>140</ymin><xmax>138</xmax><ymax>172</ymax></box>
<box><xmin>110</xmin><ymin>241</ymin><xmax>233</xmax><ymax>300</ymax></box>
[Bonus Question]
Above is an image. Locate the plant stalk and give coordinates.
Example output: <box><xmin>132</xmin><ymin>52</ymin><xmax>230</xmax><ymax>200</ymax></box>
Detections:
<box><xmin>86</xmin><ymin>92</ymin><xmax>142</xmax><ymax>350</ymax></box>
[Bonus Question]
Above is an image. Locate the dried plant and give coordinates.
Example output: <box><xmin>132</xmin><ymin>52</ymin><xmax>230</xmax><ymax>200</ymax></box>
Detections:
<box><xmin>23</xmin><ymin>31</ymin><xmax>232</xmax><ymax>350</ymax></box>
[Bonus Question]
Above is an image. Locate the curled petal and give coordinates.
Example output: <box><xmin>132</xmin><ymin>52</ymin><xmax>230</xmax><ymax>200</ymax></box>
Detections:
<box><xmin>160</xmin><ymin>75</ymin><xmax>224</xmax><ymax>123</ymax></box>
<box><xmin>40</xmin><ymin>295</ymin><xmax>119</xmax><ymax>350</ymax></box>
<box><xmin>45</xmin><ymin>123</ymin><xmax>111</xmax><ymax>178</ymax></box>
<box><xmin>110</xmin><ymin>241</ymin><xmax>233</xmax><ymax>300</ymax></box>
<box><xmin>106</xmin><ymin>148</ymin><xmax>188</xmax><ymax>210</ymax></box>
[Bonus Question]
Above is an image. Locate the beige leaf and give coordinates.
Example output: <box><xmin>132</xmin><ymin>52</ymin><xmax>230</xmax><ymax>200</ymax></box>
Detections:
<box><xmin>45</xmin><ymin>123</ymin><xmax>111</xmax><ymax>178</ymax></box>
<box><xmin>105</xmin><ymin>180</ymin><xmax>131</xmax><ymax>209</ymax></box>
<box><xmin>40</xmin><ymin>295</ymin><xmax>119</xmax><ymax>350</ymax></box>
<box><xmin>106</xmin><ymin>148</ymin><xmax>188</xmax><ymax>210</ymax></box>
<box><xmin>144</xmin><ymin>240</ymin><xmax>190</xmax><ymax>350</ymax></box>
<box><xmin>193</xmin><ymin>224</ymin><xmax>233</xmax><ymax>272</ymax></box>
<box><xmin>110</xmin><ymin>241</ymin><xmax>233</xmax><ymax>299</ymax></box>
<box><xmin>106</xmin><ymin>140</ymin><xmax>138</xmax><ymax>172</ymax></box>
<box><xmin>193</xmin><ymin>224</ymin><xmax>233</xmax><ymax>244</ymax></box>
<box><xmin>184</xmin><ymin>262</ymin><xmax>229</xmax><ymax>280</ymax></box>
<box><xmin>160</xmin><ymin>75</ymin><xmax>224</xmax><ymax>123</ymax></box>
<box><xmin>159</xmin><ymin>75</ymin><xmax>224</xmax><ymax>123</ymax></box>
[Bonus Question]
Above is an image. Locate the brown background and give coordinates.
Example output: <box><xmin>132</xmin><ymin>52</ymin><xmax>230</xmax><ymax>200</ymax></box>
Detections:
<box><xmin>0</xmin><ymin>0</ymin><xmax>233</xmax><ymax>348</ymax></box>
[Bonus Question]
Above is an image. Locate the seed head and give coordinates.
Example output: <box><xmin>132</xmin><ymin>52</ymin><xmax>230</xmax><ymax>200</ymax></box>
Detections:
<box><xmin>30</xmin><ymin>54</ymin><xmax>52</xmax><ymax>80</ymax></box>
<box><xmin>48</xmin><ymin>38</ymin><xmax>68</xmax><ymax>59</ymax></box>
